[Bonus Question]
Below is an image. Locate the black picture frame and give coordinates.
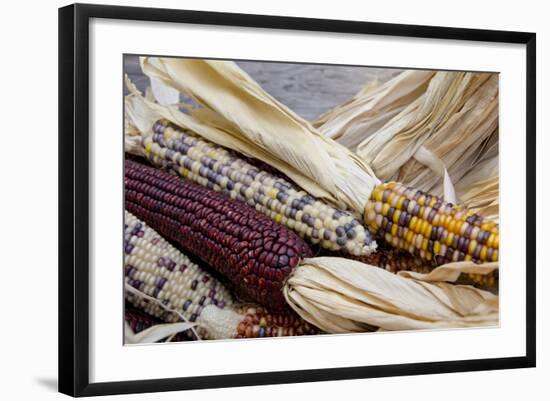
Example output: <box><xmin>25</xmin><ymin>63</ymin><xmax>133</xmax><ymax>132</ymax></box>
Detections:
<box><xmin>59</xmin><ymin>3</ymin><xmax>536</xmax><ymax>397</ymax></box>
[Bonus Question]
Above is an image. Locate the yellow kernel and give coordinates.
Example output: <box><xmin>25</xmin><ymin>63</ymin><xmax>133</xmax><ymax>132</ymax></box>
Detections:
<box><xmin>396</xmin><ymin>196</ymin><xmax>405</xmax><ymax>210</ymax></box>
<box><xmin>433</xmin><ymin>242</ymin><xmax>441</xmax><ymax>254</ymax></box>
<box><xmin>391</xmin><ymin>224</ymin><xmax>398</xmax><ymax>237</ymax></box>
<box><xmin>480</xmin><ymin>246</ymin><xmax>488</xmax><ymax>260</ymax></box>
<box><xmin>382</xmin><ymin>203</ymin><xmax>390</xmax><ymax>216</ymax></box>
<box><xmin>418</xmin><ymin>195</ymin><xmax>426</xmax><ymax>206</ymax></box>
<box><xmin>421</xmin><ymin>238</ymin><xmax>428</xmax><ymax>251</ymax></box>
<box><xmin>446</xmin><ymin>232</ymin><xmax>455</xmax><ymax>246</ymax></box>
<box><xmin>409</xmin><ymin>216</ymin><xmax>418</xmax><ymax>231</ymax></box>
<box><xmin>448</xmin><ymin>219</ymin><xmax>457</xmax><ymax>234</ymax></box>
<box><xmin>423</xmin><ymin>223</ymin><xmax>432</xmax><ymax>238</ymax></box>
<box><xmin>468</xmin><ymin>240</ymin><xmax>478</xmax><ymax>255</ymax></box>
<box><xmin>418</xmin><ymin>207</ymin><xmax>425</xmax><ymax>219</ymax></box>
<box><xmin>387</xmin><ymin>192</ymin><xmax>396</xmax><ymax>207</ymax></box>
<box><xmin>405</xmin><ymin>229</ymin><xmax>414</xmax><ymax>244</ymax></box>
<box><xmin>267</xmin><ymin>188</ymin><xmax>277</xmax><ymax>199</ymax></box>
<box><xmin>145</xmin><ymin>142</ymin><xmax>152</xmax><ymax>154</ymax></box>
<box><xmin>419</xmin><ymin>220</ymin><xmax>428</xmax><ymax>235</ymax></box>
<box><xmin>392</xmin><ymin>210</ymin><xmax>401</xmax><ymax>224</ymax></box>
<box><xmin>493</xmin><ymin>234</ymin><xmax>499</xmax><ymax>248</ymax></box>
<box><xmin>487</xmin><ymin>234</ymin><xmax>496</xmax><ymax>248</ymax></box>
<box><xmin>386</xmin><ymin>182</ymin><xmax>397</xmax><ymax>189</ymax></box>
<box><xmin>491</xmin><ymin>250</ymin><xmax>499</xmax><ymax>261</ymax></box>
<box><xmin>274</xmin><ymin>214</ymin><xmax>282</xmax><ymax>224</ymax></box>
<box><xmin>464</xmin><ymin>254</ymin><xmax>472</xmax><ymax>261</ymax></box>
<box><xmin>373</xmin><ymin>187</ymin><xmax>384</xmax><ymax>202</ymax></box>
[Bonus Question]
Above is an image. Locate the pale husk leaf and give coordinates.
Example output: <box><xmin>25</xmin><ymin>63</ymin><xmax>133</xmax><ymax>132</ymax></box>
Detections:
<box><xmin>348</xmin><ymin>71</ymin><xmax>498</xmax><ymax>200</ymax></box>
<box><xmin>138</xmin><ymin>57</ymin><xmax>380</xmax><ymax>212</ymax></box>
<box><xmin>284</xmin><ymin>257</ymin><xmax>498</xmax><ymax>333</ymax></box>
<box><xmin>314</xmin><ymin>70</ymin><xmax>435</xmax><ymax>150</ymax></box>
<box><xmin>455</xmin><ymin>155</ymin><xmax>499</xmax><ymax>219</ymax></box>
<box><xmin>125</xmin><ymin>84</ymin><xmax>336</xmax><ymax>203</ymax></box>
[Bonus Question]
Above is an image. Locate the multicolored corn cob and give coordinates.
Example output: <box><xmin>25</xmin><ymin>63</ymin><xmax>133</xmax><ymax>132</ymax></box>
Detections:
<box><xmin>135</xmin><ymin>120</ymin><xmax>376</xmax><ymax>256</ymax></box>
<box><xmin>125</xmin><ymin>159</ymin><xmax>313</xmax><ymax>311</ymax></box>
<box><xmin>198</xmin><ymin>304</ymin><xmax>320</xmax><ymax>339</ymax></box>
<box><xmin>364</xmin><ymin>182</ymin><xmax>499</xmax><ymax>264</ymax></box>
<box><xmin>124</xmin><ymin>210</ymin><xmax>234</xmax><ymax>327</ymax></box>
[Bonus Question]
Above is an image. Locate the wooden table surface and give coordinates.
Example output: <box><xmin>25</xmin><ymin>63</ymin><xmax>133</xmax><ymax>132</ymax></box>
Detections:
<box><xmin>124</xmin><ymin>56</ymin><xmax>402</xmax><ymax>121</ymax></box>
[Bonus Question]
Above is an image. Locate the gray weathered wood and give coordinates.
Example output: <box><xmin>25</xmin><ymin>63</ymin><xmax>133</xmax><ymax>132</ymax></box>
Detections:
<box><xmin>124</xmin><ymin>55</ymin><xmax>402</xmax><ymax>121</ymax></box>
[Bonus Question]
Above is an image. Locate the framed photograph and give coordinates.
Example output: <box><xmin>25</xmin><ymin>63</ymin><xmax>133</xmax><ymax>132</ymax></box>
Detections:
<box><xmin>59</xmin><ymin>3</ymin><xmax>536</xmax><ymax>397</ymax></box>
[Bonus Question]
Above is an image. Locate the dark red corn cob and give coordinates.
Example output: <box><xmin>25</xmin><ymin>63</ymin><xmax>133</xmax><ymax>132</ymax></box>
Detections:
<box><xmin>340</xmin><ymin>240</ymin><xmax>498</xmax><ymax>292</ymax></box>
<box><xmin>125</xmin><ymin>159</ymin><xmax>313</xmax><ymax>311</ymax></box>
<box><xmin>125</xmin><ymin>305</ymin><xmax>163</xmax><ymax>334</ymax></box>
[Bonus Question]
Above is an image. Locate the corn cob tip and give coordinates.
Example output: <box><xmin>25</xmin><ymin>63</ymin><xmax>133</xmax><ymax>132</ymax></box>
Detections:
<box><xmin>198</xmin><ymin>305</ymin><xmax>243</xmax><ymax>339</ymax></box>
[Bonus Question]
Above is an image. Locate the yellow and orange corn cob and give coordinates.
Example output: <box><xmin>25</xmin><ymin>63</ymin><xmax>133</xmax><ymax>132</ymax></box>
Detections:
<box><xmin>364</xmin><ymin>182</ymin><xmax>499</xmax><ymax>264</ymax></box>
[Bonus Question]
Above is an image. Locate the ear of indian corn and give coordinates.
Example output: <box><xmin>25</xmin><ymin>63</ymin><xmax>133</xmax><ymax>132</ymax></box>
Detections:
<box><xmin>124</xmin><ymin>210</ymin><xmax>234</xmax><ymax>330</ymax></box>
<box><xmin>364</xmin><ymin>182</ymin><xmax>499</xmax><ymax>264</ymax></box>
<box><xmin>198</xmin><ymin>304</ymin><xmax>320</xmax><ymax>339</ymax></box>
<box><xmin>125</xmin><ymin>159</ymin><xmax>313</xmax><ymax>311</ymax></box>
<box><xmin>137</xmin><ymin>120</ymin><xmax>376</xmax><ymax>256</ymax></box>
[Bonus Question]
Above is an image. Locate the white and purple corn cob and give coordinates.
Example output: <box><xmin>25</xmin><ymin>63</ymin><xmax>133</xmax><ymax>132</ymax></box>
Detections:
<box><xmin>136</xmin><ymin>120</ymin><xmax>376</xmax><ymax>256</ymax></box>
<box><xmin>124</xmin><ymin>210</ymin><xmax>234</xmax><ymax>328</ymax></box>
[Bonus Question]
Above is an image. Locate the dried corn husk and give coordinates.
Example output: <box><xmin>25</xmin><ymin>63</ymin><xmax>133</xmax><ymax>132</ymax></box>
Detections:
<box><xmin>284</xmin><ymin>257</ymin><xmax>498</xmax><ymax>333</ymax></box>
<box><xmin>455</xmin><ymin>154</ymin><xmax>499</xmax><ymax>219</ymax></box>
<box><xmin>125</xmin><ymin>78</ymin><xmax>338</xmax><ymax>206</ymax></box>
<box><xmin>138</xmin><ymin>57</ymin><xmax>380</xmax><ymax>213</ymax></box>
<box><xmin>314</xmin><ymin>70</ymin><xmax>434</xmax><ymax>150</ymax></box>
<box><xmin>351</xmin><ymin>72</ymin><xmax>498</xmax><ymax>199</ymax></box>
